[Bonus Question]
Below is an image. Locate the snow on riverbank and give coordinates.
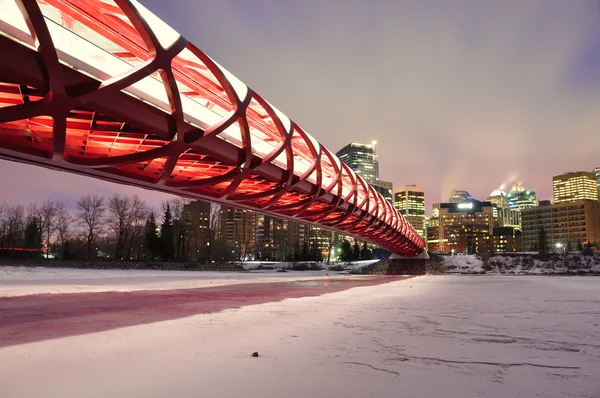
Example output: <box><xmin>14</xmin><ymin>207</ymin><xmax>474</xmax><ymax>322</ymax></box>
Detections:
<box><xmin>1</xmin><ymin>275</ymin><xmax>598</xmax><ymax>397</ymax></box>
<box><xmin>443</xmin><ymin>253</ymin><xmax>600</xmax><ymax>275</ymax></box>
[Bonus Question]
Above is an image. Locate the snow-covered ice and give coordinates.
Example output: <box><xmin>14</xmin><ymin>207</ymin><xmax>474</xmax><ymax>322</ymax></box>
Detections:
<box><xmin>0</xmin><ymin>265</ymin><xmax>343</xmax><ymax>297</ymax></box>
<box><xmin>0</xmin><ymin>269</ymin><xmax>599</xmax><ymax>397</ymax></box>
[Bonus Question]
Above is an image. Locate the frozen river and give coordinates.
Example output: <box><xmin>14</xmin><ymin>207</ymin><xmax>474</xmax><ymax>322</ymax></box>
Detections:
<box><xmin>0</xmin><ymin>268</ymin><xmax>598</xmax><ymax>397</ymax></box>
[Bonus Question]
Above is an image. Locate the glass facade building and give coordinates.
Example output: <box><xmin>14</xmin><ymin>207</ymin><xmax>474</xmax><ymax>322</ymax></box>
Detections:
<box><xmin>506</xmin><ymin>184</ymin><xmax>537</xmax><ymax>210</ymax></box>
<box><xmin>336</xmin><ymin>142</ymin><xmax>393</xmax><ymax>204</ymax></box>
<box><xmin>336</xmin><ymin>143</ymin><xmax>379</xmax><ymax>185</ymax></box>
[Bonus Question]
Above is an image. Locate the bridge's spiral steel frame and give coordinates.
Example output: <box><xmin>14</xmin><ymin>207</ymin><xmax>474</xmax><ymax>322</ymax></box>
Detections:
<box><xmin>0</xmin><ymin>0</ymin><xmax>425</xmax><ymax>256</ymax></box>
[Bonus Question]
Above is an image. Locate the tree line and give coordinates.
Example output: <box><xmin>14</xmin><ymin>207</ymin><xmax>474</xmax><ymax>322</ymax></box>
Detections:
<box><xmin>0</xmin><ymin>194</ymin><xmax>217</xmax><ymax>262</ymax></box>
<box><xmin>0</xmin><ymin>194</ymin><xmax>377</xmax><ymax>263</ymax></box>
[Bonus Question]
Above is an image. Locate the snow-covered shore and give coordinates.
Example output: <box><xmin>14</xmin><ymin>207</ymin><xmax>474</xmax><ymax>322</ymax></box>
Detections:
<box><xmin>442</xmin><ymin>253</ymin><xmax>600</xmax><ymax>275</ymax></box>
<box><xmin>1</xmin><ymin>271</ymin><xmax>599</xmax><ymax>397</ymax></box>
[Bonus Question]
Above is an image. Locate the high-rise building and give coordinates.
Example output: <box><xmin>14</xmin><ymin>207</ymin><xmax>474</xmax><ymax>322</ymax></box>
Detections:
<box><xmin>553</xmin><ymin>171</ymin><xmax>599</xmax><ymax>204</ymax></box>
<box><xmin>487</xmin><ymin>189</ymin><xmax>508</xmax><ymax>210</ymax></box>
<box><xmin>181</xmin><ymin>200</ymin><xmax>211</xmax><ymax>260</ymax></box>
<box><xmin>336</xmin><ymin>141</ymin><xmax>393</xmax><ymax>204</ymax></box>
<box><xmin>488</xmin><ymin>188</ymin><xmax>525</xmax><ymax>230</ymax></box>
<box><xmin>426</xmin><ymin>199</ymin><xmax>496</xmax><ymax>254</ymax></box>
<box><xmin>373</xmin><ymin>180</ymin><xmax>393</xmax><ymax>204</ymax></box>
<box><xmin>305</xmin><ymin>226</ymin><xmax>333</xmax><ymax>261</ymax></box>
<box><xmin>594</xmin><ymin>165</ymin><xmax>600</xmax><ymax>196</ymax></box>
<box><xmin>521</xmin><ymin>200</ymin><xmax>600</xmax><ymax>250</ymax></box>
<box><xmin>394</xmin><ymin>185</ymin><xmax>425</xmax><ymax>238</ymax></box>
<box><xmin>498</xmin><ymin>207</ymin><xmax>521</xmax><ymax>230</ymax></box>
<box><xmin>220</xmin><ymin>206</ymin><xmax>256</xmax><ymax>260</ymax></box>
<box><xmin>256</xmin><ymin>215</ymin><xmax>306</xmax><ymax>261</ymax></box>
<box><xmin>336</xmin><ymin>142</ymin><xmax>379</xmax><ymax>185</ymax></box>
<box><xmin>447</xmin><ymin>189</ymin><xmax>472</xmax><ymax>203</ymax></box>
<box><xmin>506</xmin><ymin>183</ymin><xmax>537</xmax><ymax>210</ymax></box>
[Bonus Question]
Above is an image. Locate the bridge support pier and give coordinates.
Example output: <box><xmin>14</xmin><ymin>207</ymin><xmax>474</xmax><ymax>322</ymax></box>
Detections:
<box><xmin>384</xmin><ymin>258</ymin><xmax>427</xmax><ymax>275</ymax></box>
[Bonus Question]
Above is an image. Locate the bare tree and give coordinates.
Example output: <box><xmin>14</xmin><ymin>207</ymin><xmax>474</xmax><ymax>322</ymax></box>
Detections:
<box><xmin>0</xmin><ymin>202</ymin><xmax>6</xmax><ymax>248</ymax></box>
<box><xmin>77</xmin><ymin>194</ymin><xmax>106</xmax><ymax>260</ymax></box>
<box><xmin>163</xmin><ymin>197</ymin><xmax>189</xmax><ymax>261</ymax></box>
<box><xmin>2</xmin><ymin>204</ymin><xmax>24</xmax><ymax>249</ymax></box>
<box><xmin>55</xmin><ymin>202</ymin><xmax>71</xmax><ymax>258</ymax></box>
<box><xmin>38</xmin><ymin>200</ymin><xmax>57</xmax><ymax>258</ymax></box>
<box><xmin>108</xmin><ymin>194</ymin><xmax>131</xmax><ymax>260</ymax></box>
<box><xmin>208</xmin><ymin>203</ymin><xmax>221</xmax><ymax>262</ymax></box>
<box><xmin>125</xmin><ymin>195</ymin><xmax>148</xmax><ymax>260</ymax></box>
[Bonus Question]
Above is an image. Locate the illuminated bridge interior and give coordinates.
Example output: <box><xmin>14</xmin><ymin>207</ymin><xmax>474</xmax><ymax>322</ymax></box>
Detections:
<box><xmin>0</xmin><ymin>0</ymin><xmax>425</xmax><ymax>256</ymax></box>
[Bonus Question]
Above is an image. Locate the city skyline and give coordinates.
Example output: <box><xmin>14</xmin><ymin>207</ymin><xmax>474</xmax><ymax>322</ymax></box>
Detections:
<box><xmin>0</xmin><ymin>0</ymin><xmax>599</xmax><ymax>215</ymax></box>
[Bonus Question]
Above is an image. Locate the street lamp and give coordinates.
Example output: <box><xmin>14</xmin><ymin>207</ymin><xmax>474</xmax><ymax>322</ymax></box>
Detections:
<box><xmin>555</xmin><ymin>242</ymin><xmax>563</xmax><ymax>253</ymax></box>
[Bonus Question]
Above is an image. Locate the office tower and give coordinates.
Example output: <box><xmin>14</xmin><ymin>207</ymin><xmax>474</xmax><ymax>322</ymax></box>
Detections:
<box><xmin>553</xmin><ymin>171</ymin><xmax>599</xmax><ymax>204</ymax></box>
<box><xmin>336</xmin><ymin>141</ymin><xmax>393</xmax><ymax>204</ymax></box>
<box><xmin>394</xmin><ymin>185</ymin><xmax>426</xmax><ymax>238</ymax></box>
<box><xmin>506</xmin><ymin>183</ymin><xmax>537</xmax><ymax>210</ymax></box>
<box><xmin>336</xmin><ymin>142</ymin><xmax>379</xmax><ymax>185</ymax></box>
<box><xmin>373</xmin><ymin>180</ymin><xmax>393</xmax><ymax>204</ymax></box>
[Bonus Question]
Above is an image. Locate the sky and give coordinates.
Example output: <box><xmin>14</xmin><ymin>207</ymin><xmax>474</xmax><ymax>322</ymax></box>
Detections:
<box><xmin>1</xmin><ymin>0</ymin><xmax>599</xmax><ymax>214</ymax></box>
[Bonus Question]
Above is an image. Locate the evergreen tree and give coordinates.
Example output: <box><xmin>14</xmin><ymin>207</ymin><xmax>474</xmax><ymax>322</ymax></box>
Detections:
<box><xmin>538</xmin><ymin>227</ymin><xmax>549</xmax><ymax>256</ymax></box>
<box><xmin>341</xmin><ymin>239</ymin><xmax>352</xmax><ymax>262</ymax></box>
<box><xmin>301</xmin><ymin>241</ymin><xmax>309</xmax><ymax>261</ymax></box>
<box><xmin>24</xmin><ymin>217</ymin><xmax>40</xmax><ymax>249</ymax></box>
<box><xmin>576</xmin><ymin>242</ymin><xmax>584</xmax><ymax>252</ymax></box>
<box><xmin>293</xmin><ymin>240</ymin><xmax>300</xmax><ymax>262</ymax></box>
<box><xmin>565</xmin><ymin>241</ymin><xmax>572</xmax><ymax>253</ymax></box>
<box><xmin>361</xmin><ymin>241</ymin><xmax>371</xmax><ymax>260</ymax></box>
<box><xmin>144</xmin><ymin>212</ymin><xmax>160</xmax><ymax>259</ymax></box>
<box><xmin>160</xmin><ymin>205</ymin><xmax>175</xmax><ymax>260</ymax></box>
<box><xmin>352</xmin><ymin>240</ymin><xmax>360</xmax><ymax>261</ymax></box>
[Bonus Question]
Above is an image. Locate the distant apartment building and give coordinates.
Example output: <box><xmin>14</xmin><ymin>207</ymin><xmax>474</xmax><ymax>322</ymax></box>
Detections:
<box><xmin>305</xmin><ymin>226</ymin><xmax>334</xmax><ymax>261</ymax></box>
<box><xmin>220</xmin><ymin>206</ymin><xmax>256</xmax><ymax>259</ymax></box>
<box><xmin>256</xmin><ymin>214</ymin><xmax>309</xmax><ymax>261</ymax></box>
<box><xmin>521</xmin><ymin>200</ymin><xmax>600</xmax><ymax>250</ymax></box>
<box><xmin>394</xmin><ymin>185</ymin><xmax>425</xmax><ymax>238</ymax></box>
<box><xmin>492</xmin><ymin>227</ymin><xmax>522</xmax><ymax>253</ymax></box>
<box><xmin>426</xmin><ymin>199</ymin><xmax>496</xmax><ymax>254</ymax></box>
<box><xmin>553</xmin><ymin>171</ymin><xmax>599</xmax><ymax>204</ymax></box>
<box><xmin>181</xmin><ymin>200</ymin><xmax>211</xmax><ymax>260</ymax></box>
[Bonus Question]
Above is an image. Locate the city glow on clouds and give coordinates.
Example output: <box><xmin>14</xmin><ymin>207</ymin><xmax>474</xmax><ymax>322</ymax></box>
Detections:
<box><xmin>1</xmin><ymin>0</ymin><xmax>599</xmax><ymax>213</ymax></box>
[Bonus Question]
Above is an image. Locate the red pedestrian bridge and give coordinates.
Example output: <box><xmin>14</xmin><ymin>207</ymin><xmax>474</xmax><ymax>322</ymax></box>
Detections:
<box><xmin>0</xmin><ymin>0</ymin><xmax>425</xmax><ymax>256</ymax></box>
